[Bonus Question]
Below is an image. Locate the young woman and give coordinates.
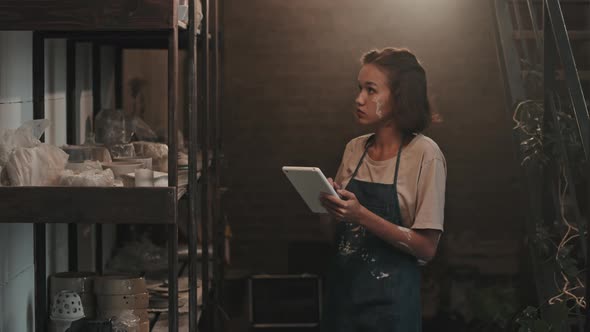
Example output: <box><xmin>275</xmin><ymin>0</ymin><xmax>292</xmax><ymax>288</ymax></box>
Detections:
<box><xmin>319</xmin><ymin>48</ymin><xmax>446</xmax><ymax>331</ymax></box>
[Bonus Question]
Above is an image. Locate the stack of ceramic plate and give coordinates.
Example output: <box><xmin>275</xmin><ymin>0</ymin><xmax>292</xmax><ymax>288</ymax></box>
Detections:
<box><xmin>49</xmin><ymin>272</ymin><xmax>97</xmax><ymax>319</ymax></box>
<box><xmin>113</xmin><ymin>157</ymin><xmax>153</xmax><ymax>170</ymax></box>
<box><xmin>146</xmin><ymin>277</ymin><xmax>193</xmax><ymax>313</ymax></box>
<box><xmin>95</xmin><ymin>274</ymin><xmax>149</xmax><ymax>332</ymax></box>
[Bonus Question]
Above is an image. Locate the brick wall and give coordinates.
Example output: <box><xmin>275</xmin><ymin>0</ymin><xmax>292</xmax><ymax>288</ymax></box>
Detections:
<box><xmin>221</xmin><ymin>0</ymin><xmax>524</xmax><ymax>274</ymax></box>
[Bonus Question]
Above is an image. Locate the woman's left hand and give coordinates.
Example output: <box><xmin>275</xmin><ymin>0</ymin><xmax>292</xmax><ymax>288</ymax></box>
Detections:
<box><xmin>320</xmin><ymin>189</ymin><xmax>366</xmax><ymax>224</ymax></box>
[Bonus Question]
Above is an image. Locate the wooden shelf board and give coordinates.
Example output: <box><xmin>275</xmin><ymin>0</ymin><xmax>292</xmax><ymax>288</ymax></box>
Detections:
<box><xmin>0</xmin><ymin>186</ymin><xmax>178</xmax><ymax>224</ymax></box>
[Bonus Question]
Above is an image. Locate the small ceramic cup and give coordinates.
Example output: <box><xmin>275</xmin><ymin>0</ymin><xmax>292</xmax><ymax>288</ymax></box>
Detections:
<box><xmin>135</xmin><ymin>169</ymin><xmax>154</xmax><ymax>187</ymax></box>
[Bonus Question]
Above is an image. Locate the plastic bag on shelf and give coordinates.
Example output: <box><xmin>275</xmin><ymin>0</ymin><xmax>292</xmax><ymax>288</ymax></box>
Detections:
<box><xmin>23</xmin><ymin>119</ymin><xmax>51</xmax><ymax>140</ymax></box>
<box><xmin>6</xmin><ymin>144</ymin><xmax>69</xmax><ymax>186</ymax></box>
<box><xmin>0</xmin><ymin>119</ymin><xmax>50</xmax><ymax>166</ymax></box>
<box><xmin>178</xmin><ymin>0</ymin><xmax>203</xmax><ymax>32</ymax></box>
<box><xmin>59</xmin><ymin>169</ymin><xmax>115</xmax><ymax>187</ymax></box>
<box><xmin>108</xmin><ymin>143</ymin><xmax>136</xmax><ymax>159</ymax></box>
<box><xmin>132</xmin><ymin>141</ymin><xmax>168</xmax><ymax>172</ymax></box>
<box><xmin>106</xmin><ymin>234</ymin><xmax>168</xmax><ymax>275</ymax></box>
<box><xmin>65</xmin><ymin>160</ymin><xmax>103</xmax><ymax>173</ymax></box>
<box><xmin>111</xmin><ymin>310</ymin><xmax>140</xmax><ymax>332</ymax></box>
<box><xmin>94</xmin><ymin>109</ymin><xmax>129</xmax><ymax>146</ymax></box>
<box><xmin>125</xmin><ymin>115</ymin><xmax>158</xmax><ymax>142</ymax></box>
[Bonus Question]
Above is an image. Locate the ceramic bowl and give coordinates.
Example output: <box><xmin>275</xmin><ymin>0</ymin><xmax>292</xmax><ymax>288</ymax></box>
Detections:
<box><xmin>49</xmin><ymin>272</ymin><xmax>96</xmax><ymax>295</ymax></box>
<box><xmin>101</xmin><ymin>162</ymin><xmax>142</xmax><ymax>179</ymax></box>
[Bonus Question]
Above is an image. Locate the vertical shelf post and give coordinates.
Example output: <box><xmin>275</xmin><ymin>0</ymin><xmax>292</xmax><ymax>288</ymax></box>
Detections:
<box><xmin>66</xmin><ymin>40</ymin><xmax>79</xmax><ymax>272</ymax></box>
<box><xmin>168</xmin><ymin>22</ymin><xmax>179</xmax><ymax>331</ymax></box>
<box><xmin>33</xmin><ymin>31</ymin><xmax>47</xmax><ymax>332</ymax></box>
<box><xmin>188</xmin><ymin>0</ymin><xmax>200</xmax><ymax>330</ymax></box>
<box><xmin>201</xmin><ymin>0</ymin><xmax>211</xmax><ymax>329</ymax></box>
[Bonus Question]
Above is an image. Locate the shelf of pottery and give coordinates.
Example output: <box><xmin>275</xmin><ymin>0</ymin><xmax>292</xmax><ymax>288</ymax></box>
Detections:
<box><xmin>48</xmin><ymin>272</ymin><xmax>204</xmax><ymax>332</ymax></box>
<box><xmin>0</xmin><ymin>117</ymin><xmax>208</xmax><ymax>190</ymax></box>
<box><xmin>0</xmin><ymin>1</ymin><xmax>218</xmax><ymax>332</ymax></box>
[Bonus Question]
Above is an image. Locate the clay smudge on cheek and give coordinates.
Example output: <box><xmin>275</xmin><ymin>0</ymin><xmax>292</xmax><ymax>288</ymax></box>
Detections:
<box><xmin>372</xmin><ymin>96</ymin><xmax>383</xmax><ymax>119</ymax></box>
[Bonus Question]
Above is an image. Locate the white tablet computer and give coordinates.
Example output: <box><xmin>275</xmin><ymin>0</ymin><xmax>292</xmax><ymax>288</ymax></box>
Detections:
<box><xmin>282</xmin><ymin>166</ymin><xmax>340</xmax><ymax>213</ymax></box>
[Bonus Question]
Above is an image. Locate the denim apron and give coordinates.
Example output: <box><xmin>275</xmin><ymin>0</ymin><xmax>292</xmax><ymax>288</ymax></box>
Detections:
<box><xmin>322</xmin><ymin>135</ymin><xmax>421</xmax><ymax>332</ymax></box>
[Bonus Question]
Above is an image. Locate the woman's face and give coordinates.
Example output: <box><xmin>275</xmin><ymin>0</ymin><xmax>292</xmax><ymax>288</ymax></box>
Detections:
<box><xmin>355</xmin><ymin>64</ymin><xmax>393</xmax><ymax>125</ymax></box>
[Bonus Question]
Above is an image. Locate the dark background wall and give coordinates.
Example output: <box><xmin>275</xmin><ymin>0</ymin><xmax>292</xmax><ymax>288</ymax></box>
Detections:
<box><xmin>221</xmin><ymin>0</ymin><xmax>524</xmax><ymax>278</ymax></box>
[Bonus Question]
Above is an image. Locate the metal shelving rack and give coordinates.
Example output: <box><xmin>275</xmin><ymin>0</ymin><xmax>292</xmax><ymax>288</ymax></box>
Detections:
<box><xmin>0</xmin><ymin>0</ymin><xmax>222</xmax><ymax>331</ymax></box>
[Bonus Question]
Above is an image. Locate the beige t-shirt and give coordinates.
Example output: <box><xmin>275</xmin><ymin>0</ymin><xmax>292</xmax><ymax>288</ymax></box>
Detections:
<box><xmin>334</xmin><ymin>133</ymin><xmax>446</xmax><ymax>231</ymax></box>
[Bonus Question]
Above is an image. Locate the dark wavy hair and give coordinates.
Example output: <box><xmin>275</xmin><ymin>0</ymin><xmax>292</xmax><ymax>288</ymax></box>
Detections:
<box><xmin>361</xmin><ymin>47</ymin><xmax>432</xmax><ymax>135</ymax></box>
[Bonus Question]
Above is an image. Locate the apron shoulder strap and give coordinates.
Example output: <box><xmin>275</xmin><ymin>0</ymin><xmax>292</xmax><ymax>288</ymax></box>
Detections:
<box><xmin>393</xmin><ymin>136</ymin><xmax>404</xmax><ymax>186</ymax></box>
<box><xmin>350</xmin><ymin>134</ymin><xmax>375</xmax><ymax>178</ymax></box>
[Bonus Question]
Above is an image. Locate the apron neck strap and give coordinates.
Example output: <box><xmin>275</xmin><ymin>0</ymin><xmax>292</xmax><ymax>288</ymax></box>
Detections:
<box><xmin>392</xmin><ymin>136</ymin><xmax>404</xmax><ymax>186</ymax></box>
<box><xmin>350</xmin><ymin>134</ymin><xmax>375</xmax><ymax>178</ymax></box>
<box><xmin>350</xmin><ymin>133</ymin><xmax>405</xmax><ymax>181</ymax></box>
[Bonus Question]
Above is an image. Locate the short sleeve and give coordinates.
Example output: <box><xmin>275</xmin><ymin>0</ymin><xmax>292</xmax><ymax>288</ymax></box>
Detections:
<box><xmin>411</xmin><ymin>157</ymin><xmax>446</xmax><ymax>231</ymax></box>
